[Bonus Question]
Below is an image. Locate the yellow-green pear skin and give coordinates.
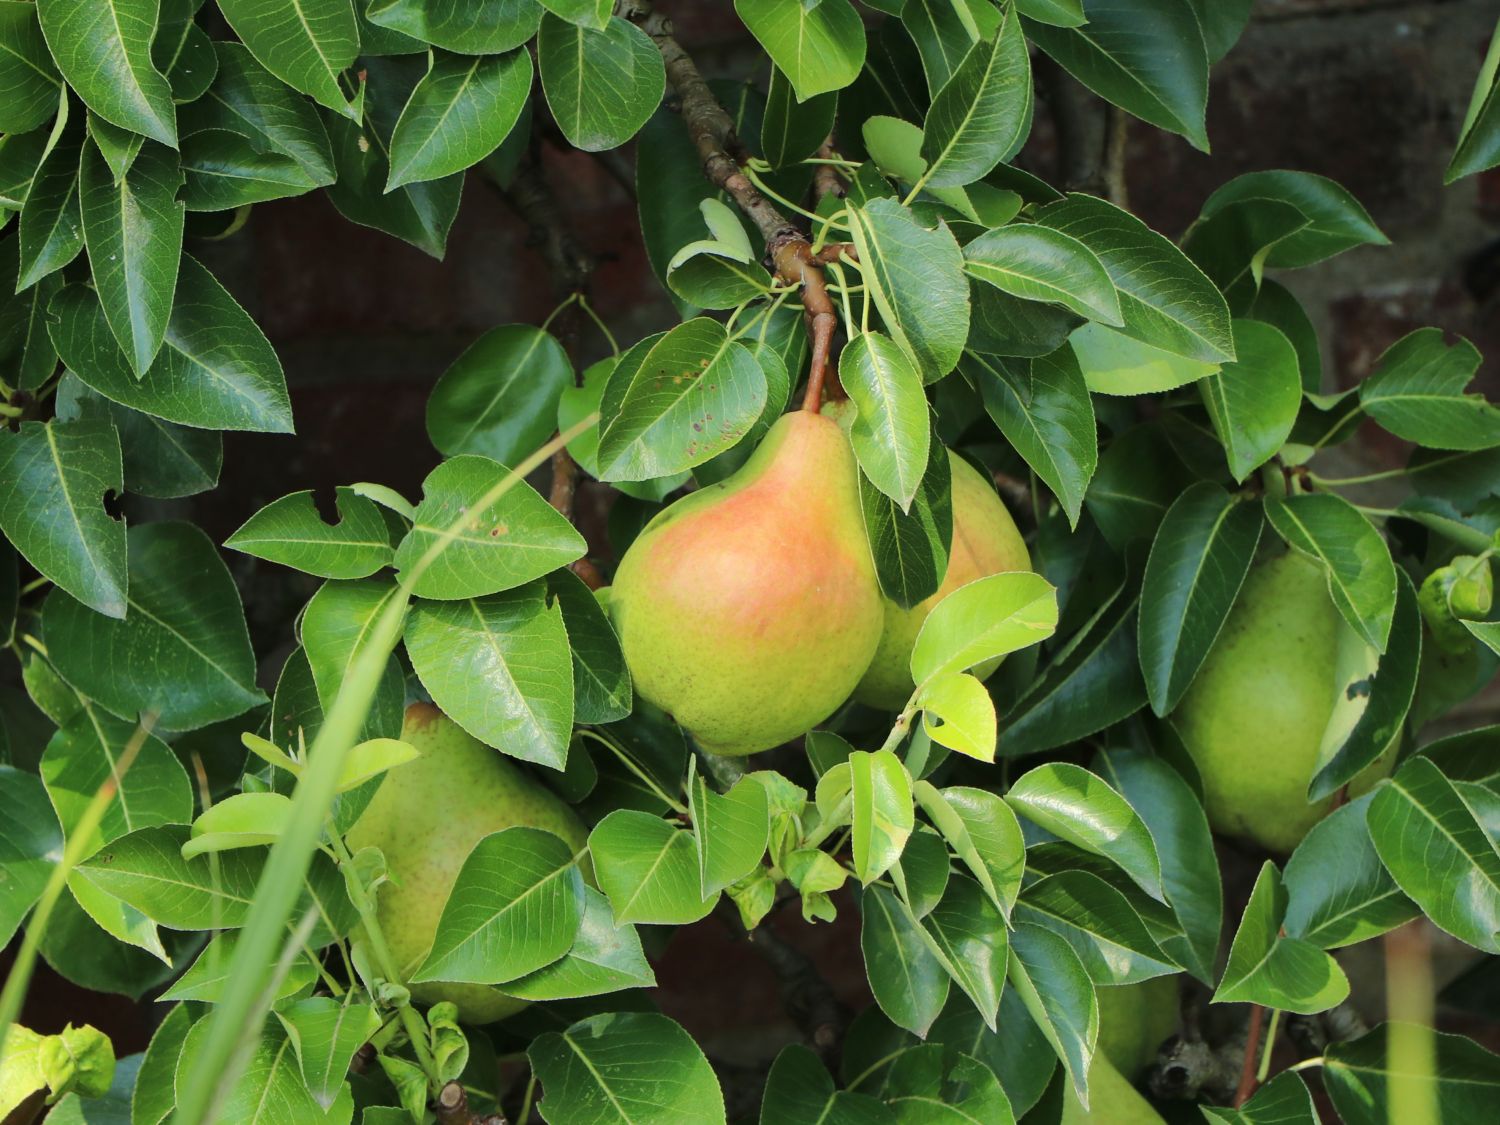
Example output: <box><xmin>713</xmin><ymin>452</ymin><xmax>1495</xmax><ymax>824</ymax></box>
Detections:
<box><xmin>1061</xmin><ymin>1055</ymin><xmax>1166</xmax><ymax>1125</ymax></box>
<box><xmin>1096</xmin><ymin>978</ymin><xmax>1178</xmax><ymax>1080</ymax></box>
<box><xmin>609</xmin><ymin>411</ymin><xmax>883</xmax><ymax>756</ymax></box>
<box><xmin>344</xmin><ymin>703</ymin><xmax>589</xmax><ymax>1024</ymax></box>
<box><xmin>1173</xmin><ymin>551</ymin><xmax>1392</xmax><ymax>854</ymax></box>
<box><xmin>853</xmin><ymin>450</ymin><xmax>1031</xmax><ymax>709</ymax></box>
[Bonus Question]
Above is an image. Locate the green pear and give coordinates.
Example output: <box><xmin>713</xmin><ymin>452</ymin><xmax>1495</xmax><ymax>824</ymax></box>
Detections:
<box><xmin>1061</xmin><ymin>1054</ymin><xmax>1166</xmax><ymax>1125</ymax></box>
<box><xmin>1173</xmin><ymin>551</ymin><xmax>1394</xmax><ymax>854</ymax></box>
<box><xmin>854</xmin><ymin>450</ymin><xmax>1031</xmax><ymax>709</ymax></box>
<box><xmin>344</xmin><ymin>703</ymin><xmax>589</xmax><ymax>1024</ymax></box>
<box><xmin>1096</xmin><ymin>977</ymin><xmax>1178</xmax><ymax>1080</ymax></box>
<box><xmin>610</xmin><ymin>411</ymin><xmax>884</xmax><ymax>756</ymax></box>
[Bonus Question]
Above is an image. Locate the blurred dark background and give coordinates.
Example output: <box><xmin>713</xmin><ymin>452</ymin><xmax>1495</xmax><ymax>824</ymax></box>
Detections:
<box><xmin>8</xmin><ymin>0</ymin><xmax>1500</xmax><ymax>1107</ymax></box>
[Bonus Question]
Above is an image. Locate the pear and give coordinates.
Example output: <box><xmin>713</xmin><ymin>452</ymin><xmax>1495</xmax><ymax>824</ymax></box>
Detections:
<box><xmin>1062</xmin><ymin>1054</ymin><xmax>1166</xmax><ymax>1125</ymax></box>
<box><xmin>345</xmin><ymin>703</ymin><xmax>588</xmax><ymax>1024</ymax></box>
<box><xmin>854</xmin><ymin>450</ymin><xmax>1031</xmax><ymax>709</ymax></box>
<box><xmin>1096</xmin><ymin>978</ymin><xmax>1178</xmax><ymax>1080</ymax></box>
<box><xmin>1173</xmin><ymin>551</ymin><xmax>1393</xmax><ymax>854</ymax></box>
<box><xmin>610</xmin><ymin>411</ymin><xmax>883</xmax><ymax>756</ymax></box>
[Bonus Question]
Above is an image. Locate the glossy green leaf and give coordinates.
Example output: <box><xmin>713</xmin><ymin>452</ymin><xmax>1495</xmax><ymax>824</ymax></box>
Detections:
<box><xmin>1200</xmin><ymin>169</ymin><xmax>1388</xmax><ymax>268</ymax></box>
<box><xmin>173</xmin><ymin>1018</ymin><xmax>331</xmax><ymax>1123</ymax></box>
<box><xmin>849</xmin><ymin>749</ymin><xmax>914</xmax><ymax>884</ymax></box>
<box><xmin>79</xmin><ymin>139</ymin><xmax>183</xmax><ymax>376</ymax></box>
<box><xmin>1069</xmin><ymin>321</ymin><xmax>1220</xmax><ymax>396</ymax></box>
<box><xmin>690</xmin><ymin>771</ymin><xmax>769</xmax><ymax>898</ymax></box>
<box><xmin>0</xmin><ymin>766</ymin><xmax>63</xmax><ymax>947</ymax></box>
<box><xmin>1448</xmin><ymin>40</ymin><xmax>1500</xmax><ymax>183</ymax></box>
<box><xmin>405</xmin><ymin>585</ymin><xmax>574</xmax><ymax>769</ymax></box>
<box><xmin>427</xmin><ymin>325</ymin><xmax>572</xmax><ymax>463</ymax></box>
<box><xmin>760</xmin><ymin>1044</ymin><xmax>893</xmax><ymax>1125</ymax></box>
<box><xmin>1213</xmin><ymin>861</ymin><xmax>1350</xmax><ymax>1013</ymax></box>
<box><xmin>1005</xmin><ymin>922</ymin><xmax>1096</xmax><ymax>1103</ymax></box>
<box><xmin>840</xmin><ymin>331</ymin><xmax>931</xmax><ymax>509</ymax></box>
<box><xmin>225</xmin><ymin>487</ymin><xmax>393</xmax><ymax>579</ymax></box>
<box><xmin>57</xmin><ymin>379</ymin><xmax>222</xmax><ymax>499</ymax></box>
<box><xmin>883</xmin><ymin>1044</ymin><xmax>1014</xmax><ymax>1124</ymax></box>
<box><xmin>43</xmin><ymin>521</ymin><xmax>265</xmax><ymax>730</ymax></box>
<box><xmin>1017</xmin><ymin>0</ymin><xmax>1085</xmax><ymax>26</ymax></box>
<box><xmin>1359</xmin><ymin>328</ymin><xmax>1500</xmax><ymax>451</ymax></box>
<box><xmin>366</xmin><ymin>0</ymin><xmax>542</xmax><ymax>54</ymax></box>
<box><xmin>35</xmin><ymin>0</ymin><xmax>175</xmax><ymax>145</ymax></box>
<box><xmin>502</xmin><ymin>884</ymin><xmax>655</xmax><ymax>1000</ymax></box>
<box><xmin>178</xmin><ymin>129</ymin><xmax>327</xmax><ymax>210</ymax></box>
<box><xmin>859</xmin><ymin>425</ymin><xmax>951</xmax><ymax>610</ymax></box>
<box><xmin>152</xmin><ymin>6</ymin><xmax>218</xmax><ymax>105</ymax></box>
<box><xmin>50</xmin><ymin>260</ymin><xmax>294</xmax><ymax>434</ymax></box>
<box><xmin>863</xmin><ymin>884</ymin><xmax>950</xmax><ymax>1037</ymax></box>
<box><xmin>413</xmin><ymin>826</ymin><xmax>584</xmax><ymax>984</ymax></box>
<box><xmin>217</xmin><ymin>0</ymin><xmax>360</xmax><ymax>119</ymax></box>
<box><xmin>88</xmin><ymin>112</ymin><xmax>144</xmax><ymax>182</ymax></box>
<box><xmin>1266</xmin><ymin>492</ymin><xmax>1397</xmax><ymax>653</ymax></box>
<box><xmin>1025</xmin><ymin>0</ymin><xmax>1210</xmax><ymax>151</ymax></box>
<box><xmin>921</xmin><ymin>876</ymin><xmax>1008</xmax><ymax>1030</ymax></box>
<box><xmin>589</xmin><ymin>809</ymin><xmax>716</xmax><ymax>926</ymax></box>
<box><xmin>548</xmin><ymin>568</ymin><xmax>631</xmax><ymax>724</ymax></box>
<box><xmin>915</xmin><ymin>782</ymin><xmax>1025</xmax><ymax>918</ymax></box>
<box><xmin>735</xmin><ymin>0</ymin><xmax>864</xmax><ymax>101</ymax></box>
<box><xmin>963</xmin><ymin>226</ymin><xmax>1121</xmax><ymax>326</ymax></box>
<box><xmin>132</xmin><ymin>1002</ymin><xmax>193</xmax><ymax>1125</ymax></box>
<box><xmin>761</xmin><ymin>65</ymin><xmax>835</xmax><ymax>167</ymax></box>
<box><xmin>902</xmin><ymin>0</ymin><xmax>998</xmax><ymax>95</ymax></box>
<box><xmin>1200</xmin><ymin>1070</ymin><xmax>1317</xmax><ymax>1125</ymax></box>
<box><xmin>393</xmin><ymin>453</ymin><xmax>586</xmax><ymax>599</ymax></box>
<box><xmin>0</xmin><ymin>3</ymin><xmax>60</xmax><ymax>134</ymax></box>
<box><xmin>1138</xmin><ymin>484</ymin><xmax>1263</xmax><ymax>716</ymax></box>
<box><xmin>596</xmin><ymin>317</ymin><xmax>768</xmax><ymax>482</ymax></box>
<box><xmin>0</xmin><ymin>416</ymin><xmax>126</xmax><ymax>618</ymax></box>
<box><xmin>911</xmin><ymin>571</ymin><xmax>1059</xmax><ymax>687</ymax></box>
<box><xmin>538</xmin><ymin>14</ymin><xmax>663</xmax><ymax>152</ymax></box>
<box><xmin>919</xmin><ymin>672</ymin><xmax>996</xmax><ymax>762</ymax></box>
<box><xmin>300</xmin><ymin>576</ymin><xmax>405</xmax><ymax>740</ymax></box>
<box><xmin>13</xmin><ymin>134</ymin><xmax>81</xmax><ymax>295</ymax></box>
<box><xmin>1201</xmin><ymin>320</ymin><xmax>1302</xmax><ymax>480</ymax></box>
<box><xmin>968</xmin><ymin>346</ymin><xmax>1097</xmax><ymax>528</ymax></box>
<box><xmin>184</xmin><ymin>792</ymin><xmax>293</xmax><ymax>857</ymax></box>
<box><xmin>1324</xmin><ymin>1023</ymin><xmax>1500</xmax><ymax>1125</ymax></box>
<box><xmin>388</xmin><ymin>47</ymin><xmax>531</xmax><ymax>188</ymax></box>
<box><xmin>73</xmin><ymin>824</ymin><xmax>261</xmax><ymax>928</ymax></box>
<box><xmin>849</xmin><ymin>197</ymin><xmax>969</xmax><ymax>383</ymax></box>
<box><xmin>275</xmin><ymin>997</ymin><xmax>380</xmax><ymax>1111</ymax></box>
<box><xmin>1015</xmin><ymin>870</ymin><xmax>1177</xmax><ymax>986</ymax></box>
<box><xmin>1181</xmin><ymin>196</ymin><xmax>1310</xmax><ymax>293</ymax></box>
<box><xmin>1368</xmin><ymin>755</ymin><xmax>1500</xmax><ymax>953</ymax></box>
<box><xmin>920</xmin><ymin>5</ymin><xmax>1030</xmax><ymax>187</ymax></box>
<box><xmin>528</xmin><ymin>1012</ymin><xmax>726</xmax><ymax>1125</ymax></box>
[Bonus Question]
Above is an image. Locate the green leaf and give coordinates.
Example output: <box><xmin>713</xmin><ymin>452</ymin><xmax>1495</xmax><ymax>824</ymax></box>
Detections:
<box><xmin>1448</xmin><ymin>42</ymin><xmax>1500</xmax><ymax>183</ymax></box>
<box><xmin>914</xmin><ymin>782</ymin><xmax>1025</xmax><ymax>917</ymax></box>
<box><xmin>41</xmin><ymin>705</ymin><xmax>191</xmax><ymax>849</ymax></box>
<box><xmin>393</xmin><ymin>453</ymin><xmax>586</xmax><ymax>599</ymax></box>
<box><xmin>962</xmin><ymin>226</ymin><xmax>1122</xmax><ymax>326</ymax></box>
<box><xmin>540</xmin><ymin>0</ymin><xmax>610</xmax><ymax>29</ymax></box>
<box><xmin>174</xmin><ymin>1018</ymin><xmax>332</xmax><ymax>1123</ymax></box>
<box><xmin>968</xmin><ymin>346</ymin><xmax>1097</xmax><ymax>528</ymax></box>
<box><xmin>217</xmin><ymin>0</ymin><xmax>360</xmax><ymax>120</ymax></box>
<box><xmin>1199</xmin><ymin>169</ymin><xmax>1387</xmax><ymax>268</ymax></box>
<box><xmin>1201</xmin><ymin>320</ymin><xmax>1303</xmax><ymax>481</ymax></box>
<box><xmin>35</xmin><ymin>0</ymin><xmax>176</xmax><ymax>145</ymax></box>
<box><xmin>1213</xmin><ymin>861</ymin><xmax>1350</xmax><ymax>1013</ymax></box>
<box><xmin>50</xmin><ymin>259</ymin><xmax>294</xmax><ymax>434</ymax></box>
<box><xmin>0</xmin><ymin>126</ymin><xmax>48</xmax><ymax>210</ymax></box>
<box><xmin>57</xmin><ymin>379</ymin><xmax>222</xmax><ymax>499</ymax></box>
<box><xmin>544</xmin><ymin>573</ymin><xmax>628</xmax><ymax>727</ymax></box>
<box><xmin>849</xmin><ymin>749</ymin><xmax>915</xmax><ymax>885</ymax></box>
<box><xmin>184</xmin><ymin>792</ymin><xmax>293</xmax><ymax>857</ymax></box>
<box><xmin>132</xmin><ymin>1002</ymin><xmax>192</xmax><ymax>1125</ymax></box>
<box><xmin>902</xmin><ymin>0</ymin><xmax>999</xmax><ymax>95</ymax></box>
<box><xmin>1359</xmin><ymin>328</ymin><xmax>1500</xmax><ymax>451</ymax></box>
<box><xmin>1283</xmin><ymin>794</ymin><xmax>1416</xmax><ymax>949</ymax></box>
<box><xmin>1138</xmin><ymin>484</ymin><xmax>1263</xmax><ymax>716</ymax></box>
<box><xmin>387</xmin><ymin>47</ymin><xmax>530</xmax><ymax>188</ymax></box>
<box><xmin>426</xmin><ymin>324</ymin><xmax>572</xmax><ymax>464</ymax></box>
<box><xmin>1017</xmin><ymin>0</ymin><xmax>1085</xmax><ymax>27</ymax></box>
<box><xmin>1007</xmin><ymin>762</ymin><xmax>1166</xmax><ymax>902</ymax></box>
<box><xmin>300</xmin><ymin>576</ymin><xmax>405</xmax><ymax>739</ymax></box>
<box><xmin>862</xmin><ymin>115</ymin><xmax>978</xmax><ymax>220</ymax></box>
<box><xmin>153</xmin><ymin>5</ymin><xmax>218</xmax><ymax>105</ymax></box>
<box><xmin>761</xmin><ymin>65</ymin><xmax>835</xmax><ymax>168</ymax></box>
<box><xmin>404</xmin><ymin>585</ymin><xmax>574</xmax><ymax>770</ymax></box>
<box><xmin>596</xmin><ymin>317</ymin><xmax>768</xmax><ymax>482</ymax></box>
<box><xmin>1014</xmin><ymin>870</ymin><xmax>1177</xmax><ymax>985</ymax></box>
<box><xmin>862</xmin><ymin>884</ymin><xmax>950</xmax><ymax>1037</ymax></box>
<box><xmin>0</xmin><ymin>766</ymin><xmax>63</xmax><ymax>947</ymax></box>
<box><xmin>160</xmin><ymin>932</ymin><xmax>314</xmax><ymax>1004</ymax></box>
<box><xmin>1036</xmin><ymin>193</ymin><xmax>1234</xmax><ymax>363</ymax></box>
<box><xmin>1200</xmin><ymin>1071</ymin><xmax>1317</xmax><ymax>1125</ymax></box>
<box><xmin>1324</xmin><ymin>1023</ymin><xmax>1500</xmax><ymax>1125</ymax></box>
<box><xmin>920</xmin><ymin>5</ymin><xmax>1031</xmax><ymax>187</ymax></box>
<box><xmin>0</xmin><ymin>417</ymin><xmax>126</xmax><ymax>618</ymax></box>
<box><xmin>1181</xmin><ymin>196</ymin><xmax>1311</xmax><ymax>293</ymax></box>
<box><xmin>840</xmin><ymin>331</ymin><xmax>932</xmax><ymax>509</ymax></box>
<box><xmin>43</xmin><ymin>521</ymin><xmax>265</xmax><ymax>730</ymax></box>
<box><xmin>735</xmin><ymin>0</ymin><xmax>865</xmax><ymax>101</ymax></box>
<box><xmin>1069</xmin><ymin>321</ymin><xmax>1220</xmax><ymax>396</ymax></box>
<box><xmin>848</xmin><ymin>197</ymin><xmax>969</xmax><ymax>383</ymax></box>
<box><xmin>73</xmin><ymin>824</ymin><xmax>261</xmax><ymax>928</ymax></box>
<box><xmin>1005</xmin><ymin>922</ymin><xmax>1096</xmax><ymax>1103</ymax></box>
<box><xmin>919</xmin><ymin>672</ymin><xmax>996</xmax><ymax>762</ymax></box>
<box><xmin>883</xmin><ymin>1044</ymin><xmax>1014</xmax><ymax>1124</ymax></box>
<box><xmin>589</xmin><ymin>809</ymin><xmax>716</xmax><ymax>925</ymax></box>
<box><xmin>921</xmin><ymin>876</ymin><xmax>1008</xmax><ymax>1030</ymax></box>
<box><xmin>527</xmin><ymin>1012</ymin><xmax>726</xmax><ymax>1125</ymax></box>
<box><xmin>690</xmin><ymin>771</ymin><xmax>769</xmax><ymax>899</ymax></box>
<box><xmin>413</xmin><ymin>826</ymin><xmax>584</xmax><ymax>984</ymax></box>
<box><xmin>760</xmin><ymin>1044</ymin><xmax>893</xmax><ymax>1125</ymax></box>
<box><xmin>181</xmin><ymin>42</ymin><xmax>336</xmax><ymax>183</ymax></box>
<box><xmin>89</xmin><ymin>112</ymin><xmax>144</xmax><ymax>182</ymax></box>
<box><xmin>276</xmin><ymin>997</ymin><xmax>381</xmax><ymax>1111</ymax></box>
<box><xmin>1025</xmin><ymin>0</ymin><xmax>1210</xmax><ymax>151</ymax></box>
<box><xmin>14</xmin><ymin>133</ymin><xmax>83</xmax><ymax>292</ymax></box>
<box><xmin>225</xmin><ymin>487</ymin><xmax>394</xmax><ymax>579</ymax></box>
<box><xmin>859</xmin><ymin>428</ymin><xmax>952</xmax><ymax>608</ymax></box>
<box><xmin>893</xmin><ymin>828</ymin><xmax>950</xmax><ymax>919</ymax></box>
<box><xmin>0</xmin><ymin>2</ymin><xmax>61</xmax><ymax>134</ymax></box>
<box><xmin>910</xmin><ymin>571</ymin><xmax>1059</xmax><ymax>687</ymax></box>
<box><xmin>501</xmin><ymin>885</ymin><xmax>655</xmax><ymax>1000</ymax></box>
<box><xmin>178</xmin><ymin>129</ymin><xmax>327</xmax><ymax>210</ymax></box>
<box><xmin>1468</xmin><ymin>619</ymin><xmax>1500</xmax><ymax>655</ymax></box>
<box><xmin>1266</xmin><ymin>492</ymin><xmax>1397</xmax><ymax>653</ymax></box>
<box><xmin>366</xmin><ymin>0</ymin><xmax>542</xmax><ymax>54</ymax></box>
<box><xmin>79</xmin><ymin>139</ymin><xmax>184</xmax><ymax>376</ymax></box>
<box><xmin>538</xmin><ymin>14</ymin><xmax>664</xmax><ymax>152</ymax></box>
<box><xmin>1368</xmin><ymin>755</ymin><xmax>1500</xmax><ymax>953</ymax></box>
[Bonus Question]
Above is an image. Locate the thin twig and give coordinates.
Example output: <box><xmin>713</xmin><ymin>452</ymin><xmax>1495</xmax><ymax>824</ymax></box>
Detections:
<box><xmin>1234</xmin><ymin>1004</ymin><xmax>1267</xmax><ymax>1107</ymax></box>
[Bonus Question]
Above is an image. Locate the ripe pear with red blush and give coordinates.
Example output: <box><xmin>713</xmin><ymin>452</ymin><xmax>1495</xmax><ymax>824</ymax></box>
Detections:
<box><xmin>609</xmin><ymin>410</ymin><xmax>883</xmax><ymax>756</ymax></box>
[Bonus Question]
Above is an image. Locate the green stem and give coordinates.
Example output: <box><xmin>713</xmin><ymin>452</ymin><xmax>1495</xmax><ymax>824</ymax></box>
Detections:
<box><xmin>1256</xmin><ymin>1009</ymin><xmax>1282</xmax><ymax>1083</ymax></box>
<box><xmin>578</xmin><ymin>729</ymin><xmax>688</xmax><ymax>814</ymax></box>
<box><xmin>802</xmin><ymin>794</ymin><xmax>852</xmax><ymax>851</ymax></box>
<box><xmin>19</xmin><ymin>576</ymin><xmax>50</xmax><ymax>596</ymax></box>
<box><xmin>541</xmin><ymin>291</ymin><xmax>580</xmax><ymax>332</ymax></box>
<box><xmin>741</xmin><ymin>165</ymin><xmax>834</xmax><ymax>225</ymax></box>
<box><xmin>518</xmin><ymin>1072</ymin><xmax>539</xmax><ymax>1124</ymax></box>
<box><xmin>1311</xmin><ymin>405</ymin><xmax>1364</xmax><ymax>449</ymax></box>
<box><xmin>576</xmin><ymin>294</ymin><xmax>619</xmax><ymax>357</ymax></box>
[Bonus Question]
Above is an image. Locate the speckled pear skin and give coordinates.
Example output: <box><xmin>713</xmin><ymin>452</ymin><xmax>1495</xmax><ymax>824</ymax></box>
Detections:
<box><xmin>1096</xmin><ymin>977</ymin><xmax>1179</xmax><ymax>1080</ymax></box>
<box><xmin>1173</xmin><ymin>551</ymin><xmax>1392</xmax><ymax>854</ymax></box>
<box><xmin>1062</xmin><ymin>1054</ymin><xmax>1166</xmax><ymax>1124</ymax></box>
<box><xmin>853</xmin><ymin>450</ymin><xmax>1031</xmax><ymax>709</ymax></box>
<box><xmin>344</xmin><ymin>703</ymin><xmax>589</xmax><ymax>1023</ymax></box>
<box><xmin>609</xmin><ymin>411</ymin><xmax>883</xmax><ymax>757</ymax></box>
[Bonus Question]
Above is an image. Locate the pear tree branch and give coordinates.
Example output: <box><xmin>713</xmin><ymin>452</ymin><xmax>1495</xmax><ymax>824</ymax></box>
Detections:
<box><xmin>616</xmin><ymin>0</ymin><xmax>840</xmax><ymax>412</ymax></box>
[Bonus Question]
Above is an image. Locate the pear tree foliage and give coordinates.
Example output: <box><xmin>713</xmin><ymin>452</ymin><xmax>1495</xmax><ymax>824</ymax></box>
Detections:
<box><xmin>1</xmin><ymin>2</ymin><xmax>1499</xmax><ymax>1123</ymax></box>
